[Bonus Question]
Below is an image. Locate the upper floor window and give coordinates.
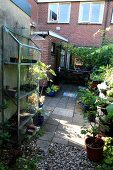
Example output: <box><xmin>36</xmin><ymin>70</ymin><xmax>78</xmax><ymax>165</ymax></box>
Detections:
<box><xmin>48</xmin><ymin>3</ymin><xmax>70</xmax><ymax>23</ymax></box>
<box><xmin>78</xmin><ymin>2</ymin><xmax>104</xmax><ymax>24</ymax></box>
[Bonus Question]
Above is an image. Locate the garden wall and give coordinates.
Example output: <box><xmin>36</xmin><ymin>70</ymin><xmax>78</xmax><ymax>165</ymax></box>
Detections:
<box><xmin>0</xmin><ymin>0</ymin><xmax>31</xmax><ymax>122</ymax></box>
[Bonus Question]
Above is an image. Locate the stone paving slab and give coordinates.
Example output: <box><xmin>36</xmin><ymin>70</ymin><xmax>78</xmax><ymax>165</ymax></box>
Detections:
<box><xmin>40</xmin><ymin>84</ymin><xmax>86</xmax><ymax>148</ymax></box>
<box><xmin>54</xmin><ymin>129</ymin><xmax>70</xmax><ymax>139</ymax></box>
<box><xmin>72</xmin><ymin>114</ymin><xmax>85</xmax><ymax>126</ymax></box>
<box><xmin>46</xmin><ymin>117</ymin><xmax>59</xmax><ymax>125</ymax></box>
<box><xmin>43</xmin><ymin>106</ymin><xmax>55</xmax><ymax>112</ymax></box>
<box><xmin>36</xmin><ymin>140</ymin><xmax>50</xmax><ymax>152</ymax></box>
<box><xmin>52</xmin><ymin>137</ymin><xmax>68</xmax><ymax>145</ymax></box>
<box><xmin>38</xmin><ymin>132</ymin><xmax>54</xmax><ymax>142</ymax></box>
<box><xmin>66</xmin><ymin>105</ymin><xmax>75</xmax><ymax>110</ymax></box>
<box><xmin>52</xmin><ymin>107</ymin><xmax>74</xmax><ymax>117</ymax></box>
<box><xmin>43</xmin><ymin>123</ymin><xmax>58</xmax><ymax>132</ymax></box>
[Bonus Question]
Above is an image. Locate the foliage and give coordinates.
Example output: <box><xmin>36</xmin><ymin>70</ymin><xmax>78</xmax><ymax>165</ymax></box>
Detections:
<box><xmin>60</xmin><ymin>42</ymin><xmax>113</xmax><ymax>69</ymax></box>
<box><xmin>29</xmin><ymin>61</ymin><xmax>56</xmax><ymax>84</ymax></box>
<box><xmin>0</xmin><ymin>132</ymin><xmax>10</xmax><ymax>145</ymax></box>
<box><xmin>46</xmin><ymin>85</ymin><xmax>60</xmax><ymax>94</ymax></box>
<box><xmin>107</xmin><ymin>88</ymin><xmax>113</xmax><ymax>97</ymax></box>
<box><xmin>36</xmin><ymin>108</ymin><xmax>45</xmax><ymax>116</ymax></box>
<box><xmin>106</xmin><ymin>103</ymin><xmax>113</xmax><ymax>120</ymax></box>
<box><xmin>95</xmin><ymin>97</ymin><xmax>109</xmax><ymax>108</ymax></box>
<box><xmin>96</xmin><ymin>137</ymin><xmax>113</xmax><ymax>170</ymax></box>
<box><xmin>13</xmin><ymin>157</ymin><xmax>37</xmax><ymax>170</ymax></box>
<box><xmin>0</xmin><ymin>99</ymin><xmax>8</xmax><ymax>110</ymax></box>
<box><xmin>104</xmin><ymin>66</ymin><xmax>113</xmax><ymax>88</ymax></box>
<box><xmin>90</xmin><ymin>44</ymin><xmax>113</xmax><ymax>67</ymax></box>
<box><xmin>81</xmin><ymin>117</ymin><xmax>100</xmax><ymax>138</ymax></box>
<box><xmin>37</xmin><ymin>127</ymin><xmax>45</xmax><ymax>137</ymax></box>
<box><xmin>90</xmin><ymin>66</ymin><xmax>106</xmax><ymax>82</ymax></box>
<box><xmin>0</xmin><ymin>162</ymin><xmax>9</xmax><ymax>170</ymax></box>
<box><xmin>79</xmin><ymin>89</ymin><xmax>97</xmax><ymax>110</ymax></box>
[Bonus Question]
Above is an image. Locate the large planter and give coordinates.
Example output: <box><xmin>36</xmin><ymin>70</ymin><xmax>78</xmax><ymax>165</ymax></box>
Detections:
<box><xmin>85</xmin><ymin>137</ymin><xmax>104</xmax><ymax>162</ymax></box>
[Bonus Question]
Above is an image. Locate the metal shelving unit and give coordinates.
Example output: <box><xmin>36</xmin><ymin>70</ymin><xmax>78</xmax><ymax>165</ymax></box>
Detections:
<box><xmin>1</xmin><ymin>25</ymin><xmax>41</xmax><ymax>143</ymax></box>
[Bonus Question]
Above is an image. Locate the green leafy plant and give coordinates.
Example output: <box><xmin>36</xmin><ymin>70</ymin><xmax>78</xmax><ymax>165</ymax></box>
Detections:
<box><xmin>90</xmin><ymin>66</ymin><xmax>106</xmax><ymax>82</ymax></box>
<box><xmin>36</xmin><ymin>108</ymin><xmax>45</xmax><ymax>116</ymax></box>
<box><xmin>104</xmin><ymin>66</ymin><xmax>113</xmax><ymax>88</ymax></box>
<box><xmin>0</xmin><ymin>132</ymin><xmax>10</xmax><ymax>146</ymax></box>
<box><xmin>0</xmin><ymin>162</ymin><xmax>9</xmax><ymax>170</ymax></box>
<box><xmin>29</xmin><ymin>61</ymin><xmax>56</xmax><ymax>84</ymax></box>
<box><xmin>107</xmin><ymin>88</ymin><xmax>113</xmax><ymax>97</ymax></box>
<box><xmin>14</xmin><ymin>157</ymin><xmax>37</xmax><ymax>170</ymax></box>
<box><xmin>79</xmin><ymin>89</ymin><xmax>97</xmax><ymax>110</ymax></box>
<box><xmin>46</xmin><ymin>85</ymin><xmax>60</xmax><ymax>94</ymax></box>
<box><xmin>96</xmin><ymin>137</ymin><xmax>113</xmax><ymax>170</ymax></box>
<box><xmin>106</xmin><ymin>103</ymin><xmax>113</xmax><ymax>120</ymax></box>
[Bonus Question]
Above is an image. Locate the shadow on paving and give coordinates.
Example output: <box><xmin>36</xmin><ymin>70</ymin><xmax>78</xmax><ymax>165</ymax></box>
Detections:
<box><xmin>36</xmin><ymin>84</ymin><xmax>88</xmax><ymax>153</ymax></box>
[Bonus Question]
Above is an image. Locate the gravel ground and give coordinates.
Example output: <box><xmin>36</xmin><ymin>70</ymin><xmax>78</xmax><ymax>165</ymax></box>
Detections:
<box><xmin>37</xmin><ymin>143</ymin><xmax>98</xmax><ymax>170</ymax></box>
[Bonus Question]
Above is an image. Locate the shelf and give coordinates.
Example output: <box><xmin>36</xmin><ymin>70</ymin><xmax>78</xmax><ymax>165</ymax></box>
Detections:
<box><xmin>19</xmin><ymin>114</ymin><xmax>34</xmax><ymax>130</ymax></box>
<box><xmin>5</xmin><ymin>89</ymin><xmax>36</xmax><ymax>103</ymax></box>
<box><xmin>4</xmin><ymin>62</ymin><xmax>37</xmax><ymax>66</ymax></box>
<box><xmin>19</xmin><ymin>90</ymin><xmax>36</xmax><ymax>99</ymax></box>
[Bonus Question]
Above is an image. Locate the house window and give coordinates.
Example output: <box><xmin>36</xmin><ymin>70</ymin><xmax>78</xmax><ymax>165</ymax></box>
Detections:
<box><xmin>51</xmin><ymin>43</ymin><xmax>56</xmax><ymax>54</ymax></box>
<box><xmin>111</xmin><ymin>10</ymin><xmax>113</xmax><ymax>23</ymax></box>
<box><xmin>48</xmin><ymin>3</ymin><xmax>70</xmax><ymax>23</ymax></box>
<box><xmin>79</xmin><ymin>2</ymin><xmax>104</xmax><ymax>24</ymax></box>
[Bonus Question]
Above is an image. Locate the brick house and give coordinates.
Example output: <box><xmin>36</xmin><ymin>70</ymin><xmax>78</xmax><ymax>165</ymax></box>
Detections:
<box><xmin>29</xmin><ymin>0</ymin><xmax>113</xmax><ymax>47</ymax></box>
<box><xmin>28</xmin><ymin>0</ymin><xmax>113</xmax><ymax>83</ymax></box>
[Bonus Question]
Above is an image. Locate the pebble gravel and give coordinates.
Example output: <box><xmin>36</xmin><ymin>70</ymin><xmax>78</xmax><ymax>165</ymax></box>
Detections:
<box><xmin>37</xmin><ymin>143</ymin><xmax>98</xmax><ymax>170</ymax></box>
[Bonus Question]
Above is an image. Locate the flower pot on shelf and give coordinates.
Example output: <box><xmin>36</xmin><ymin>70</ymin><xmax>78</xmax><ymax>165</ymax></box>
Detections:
<box><xmin>33</xmin><ymin>115</ymin><xmax>44</xmax><ymax>126</ymax></box>
<box><xmin>10</xmin><ymin>57</ymin><xmax>16</xmax><ymax>63</ymax></box>
<box><xmin>85</xmin><ymin>137</ymin><xmax>104</xmax><ymax>162</ymax></box>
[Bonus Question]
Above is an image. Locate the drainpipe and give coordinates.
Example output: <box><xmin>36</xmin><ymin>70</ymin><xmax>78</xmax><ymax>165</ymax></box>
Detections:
<box><xmin>102</xmin><ymin>0</ymin><xmax>110</xmax><ymax>45</ymax></box>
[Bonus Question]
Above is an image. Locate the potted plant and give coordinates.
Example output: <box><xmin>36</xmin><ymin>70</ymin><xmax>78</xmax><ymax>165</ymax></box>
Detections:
<box><xmin>96</xmin><ymin>97</ymin><xmax>110</xmax><ymax>115</ymax></box>
<box><xmin>33</xmin><ymin>109</ymin><xmax>45</xmax><ymax>126</ymax></box>
<box><xmin>46</xmin><ymin>84</ymin><xmax>60</xmax><ymax>97</ymax></box>
<box><xmin>78</xmin><ymin>89</ymin><xmax>97</xmax><ymax>112</ymax></box>
<box><xmin>89</xmin><ymin>66</ymin><xmax>105</xmax><ymax>90</ymax></box>
<box><xmin>28</xmin><ymin>61</ymin><xmax>56</xmax><ymax>104</ymax></box>
<box><xmin>81</xmin><ymin>111</ymin><xmax>105</xmax><ymax>162</ymax></box>
<box><xmin>100</xmin><ymin>103</ymin><xmax>113</xmax><ymax>137</ymax></box>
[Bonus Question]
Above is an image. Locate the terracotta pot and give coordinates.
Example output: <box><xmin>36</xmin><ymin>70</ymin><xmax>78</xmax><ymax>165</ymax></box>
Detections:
<box><xmin>85</xmin><ymin>137</ymin><xmax>104</xmax><ymax>162</ymax></box>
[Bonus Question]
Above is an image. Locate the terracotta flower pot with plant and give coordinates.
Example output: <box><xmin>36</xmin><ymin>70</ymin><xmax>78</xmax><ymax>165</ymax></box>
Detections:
<box><xmin>81</xmin><ymin>111</ymin><xmax>105</xmax><ymax>162</ymax></box>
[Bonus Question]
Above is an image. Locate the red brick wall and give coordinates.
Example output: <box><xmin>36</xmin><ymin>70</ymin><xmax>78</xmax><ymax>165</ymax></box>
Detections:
<box><xmin>32</xmin><ymin>1</ymin><xmax>113</xmax><ymax>47</ymax></box>
<box><xmin>33</xmin><ymin>38</ymin><xmax>49</xmax><ymax>64</ymax></box>
<box><xmin>32</xmin><ymin>36</ymin><xmax>60</xmax><ymax>70</ymax></box>
<box><xmin>32</xmin><ymin>36</ymin><xmax>61</xmax><ymax>86</ymax></box>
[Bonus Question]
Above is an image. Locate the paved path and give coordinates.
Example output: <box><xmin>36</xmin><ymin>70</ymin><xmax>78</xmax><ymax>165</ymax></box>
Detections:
<box><xmin>36</xmin><ymin>84</ymin><xmax>87</xmax><ymax>153</ymax></box>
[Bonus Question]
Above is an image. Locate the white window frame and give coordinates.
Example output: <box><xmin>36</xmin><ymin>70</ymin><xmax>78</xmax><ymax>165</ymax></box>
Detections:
<box><xmin>78</xmin><ymin>2</ymin><xmax>104</xmax><ymax>24</ymax></box>
<box><xmin>48</xmin><ymin>3</ymin><xmax>71</xmax><ymax>23</ymax></box>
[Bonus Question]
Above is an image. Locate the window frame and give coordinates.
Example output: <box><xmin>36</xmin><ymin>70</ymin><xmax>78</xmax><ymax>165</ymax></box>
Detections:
<box><xmin>78</xmin><ymin>2</ymin><xmax>104</xmax><ymax>24</ymax></box>
<box><xmin>48</xmin><ymin>3</ymin><xmax>71</xmax><ymax>23</ymax></box>
<box><xmin>111</xmin><ymin>9</ymin><xmax>113</xmax><ymax>24</ymax></box>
